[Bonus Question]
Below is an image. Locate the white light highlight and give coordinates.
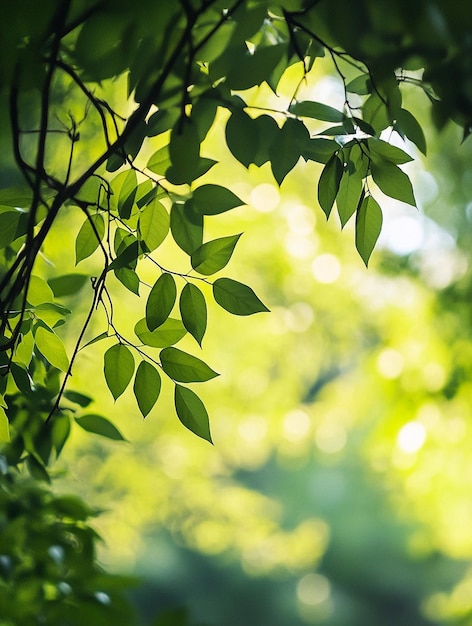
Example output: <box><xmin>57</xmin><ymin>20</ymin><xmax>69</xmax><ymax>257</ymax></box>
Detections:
<box><xmin>397</xmin><ymin>421</ymin><xmax>426</xmax><ymax>453</ymax></box>
<box><xmin>311</xmin><ymin>254</ymin><xmax>341</xmax><ymax>284</ymax></box>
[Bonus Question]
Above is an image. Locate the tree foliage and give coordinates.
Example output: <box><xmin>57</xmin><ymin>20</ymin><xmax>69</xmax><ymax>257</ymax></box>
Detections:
<box><xmin>1</xmin><ymin>0</ymin><xmax>472</xmax><ymax>623</ymax></box>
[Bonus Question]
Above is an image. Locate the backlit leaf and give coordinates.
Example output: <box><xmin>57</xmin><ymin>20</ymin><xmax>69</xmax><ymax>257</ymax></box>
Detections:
<box><xmin>104</xmin><ymin>344</ymin><xmax>135</xmax><ymax>400</ymax></box>
<box><xmin>336</xmin><ymin>170</ymin><xmax>364</xmax><ymax>228</ymax></box>
<box><xmin>355</xmin><ymin>195</ymin><xmax>383</xmax><ymax>267</ymax></box>
<box><xmin>170</xmin><ymin>202</ymin><xmax>203</xmax><ymax>255</ymax></box>
<box><xmin>35</xmin><ymin>326</ymin><xmax>69</xmax><ymax>372</ymax></box>
<box><xmin>191</xmin><ymin>234</ymin><xmax>241</xmax><ymax>275</ymax></box>
<box><xmin>0</xmin><ymin>407</ymin><xmax>10</xmax><ymax>443</ymax></box>
<box><xmin>146</xmin><ymin>273</ymin><xmax>177</xmax><ymax>331</ymax></box>
<box><xmin>75</xmin><ymin>213</ymin><xmax>105</xmax><ymax>264</ymax></box>
<box><xmin>367</xmin><ymin>138</ymin><xmax>413</xmax><ymax>164</ymax></box>
<box><xmin>179</xmin><ymin>283</ymin><xmax>207</xmax><ymax>346</ymax></box>
<box><xmin>139</xmin><ymin>199</ymin><xmax>169</xmax><ymax>251</ymax></box>
<box><xmin>370</xmin><ymin>161</ymin><xmax>416</xmax><ymax>206</ymax></box>
<box><xmin>135</xmin><ymin>317</ymin><xmax>186</xmax><ymax>348</ymax></box>
<box><xmin>75</xmin><ymin>414</ymin><xmax>126</xmax><ymax>440</ymax></box>
<box><xmin>318</xmin><ymin>154</ymin><xmax>343</xmax><ymax>218</ymax></box>
<box><xmin>133</xmin><ymin>361</ymin><xmax>161</xmax><ymax>417</ymax></box>
<box><xmin>192</xmin><ymin>185</ymin><xmax>243</xmax><ymax>216</ymax></box>
<box><xmin>396</xmin><ymin>108</ymin><xmax>427</xmax><ymax>155</ymax></box>
<box><xmin>160</xmin><ymin>347</ymin><xmax>218</xmax><ymax>382</ymax></box>
<box><xmin>289</xmin><ymin>101</ymin><xmax>345</xmax><ymax>122</ymax></box>
<box><xmin>213</xmin><ymin>278</ymin><xmax>269</xmax><ymax>315</ymax></box>
<box><xmin>174</xmin><ymin>384</ymin><xmax>212</xmax><ymax>443</ymax></box>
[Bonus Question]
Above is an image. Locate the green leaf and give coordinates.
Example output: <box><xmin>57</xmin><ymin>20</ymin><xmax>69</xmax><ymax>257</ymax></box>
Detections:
<box><xmin>133</xmin><ymin>361</ymin><xmax>161</xmax><ymax>418</ymax></box>
<box><xmin>27</xmin><ymin>275</ymin><xmax>54</xmax><ymax>305</ymax></box>
<box><xmin>146</xmin><ymin>273</ymin><xmax>177</xmax><ymax>331</ymax></box>
<box><xmin>167</xmin><ymin>121</ymin><xmax>201</xmax><ymax>184</ymax></box>
<box><xmin>51</xmin><ymin>413</ymin><xmax>71</xmax><ymax>458</ymax></box>
<box><xmin>269</xmin><ymin>118</ymin><xmax>309</xmax><ymax>184</ymax></box>
<box><xmin>170</xmin><ymin>202</ymin><xmax>203</xmax><ymax>255</ymax></box>
<box><xmin>174</xmin><ymin>384</ymin><xmax>212</xmax><ymax>443</ymax></box>
<box><xmin>213</xmin><ymin>277</ymin><xmax>269</xmax><ymax>315</ymax></box>
<box><xmin>363</xmin><ymin>92</ymin><xmax>390</xmax><ymax>133</ymax></box>
<box><xmin>160</xmin><ymin>347</ymin><xmax>218</xmax><ymax>382</ymax></box>
<box><xmin>81</xmin><ymin>331</ymin><xmax>108</xmax><ymax>350</ymax></box>
<box><xmin>63</xmin><ymin>390</ymin><xmax>93</xmax><ymax>407</ymax></box>
<box><xmin>301</xmin><ymin>138</ymin><xmax>338</xmax><ymax>164</ymax></box>
<box><xmin>114</xmin><ymin>267</ymin><xmax>140</xmax><ymax>295</ymax></box>
<box><xmin>117</xmin><ymin>169</ymin><xmax>137</xmax><ymax>220</ymax></box>
<box><xmin>318</xmin><ymin>154</ymin><xmax>343</xmax><ymax>218</ymax></box>
<box><xmin>289</xmin><ymin>101</ymin><xmax>345</xmax><ymax>122</ymax></box>
<box><xmin>48</xmin><ymin>274</ymin><xmax>89</xmax><ymax>297</ymax></box>
<box><xmin>355</xmin><ymin>195</ymin><xmax>383</xmax><ymax>267</ymax></box>
<box><xmin>336</xmin><ymin>170</ymin><xmax>364</xmax><ymax>228</ymax></box>
<box><xmin>75</xmin><ymin>213</ymin><xmax>105</xmax><ymax>264</ymax></box>
<box><xmin>104</xmin><ymin>344</ymin><xmax>135</xmax><ymax>400</ymax></box>
<box><xmin>0</xmin><ymin>407</ymin><xmax>10</xmax><ymax>443</ymax></box>
<box><xmin>346</xmin><ymin>74</ymin><xmax>372</xmax><ymax>95</ymax></box>
<box><xmin>179</xmin><ymin>283</ymin><xmax>207</xmax><ymax>346</ymax></box>
<box><xmin>108</xmin><ymin>241</ymin><xmax>141</xmax><ymax>271</ymax></box>
<box><xmin>75</xmin><ymin>414</ymin><xmax>126</xmax><ymax>441</ymax></box>
<box><xmin>367</xmin><ymin>138</ymin><xmax>413</xmax><ymax>164</ymax></box>
<box><xmin>192</xmin><ymin>185</ymin><xmax>243</xmax><ymax>216</ymax></box>
<box><xmin>226</xmin><ymin>109</ymin><xmax>259</xmax><ymax>167</ymax></box>
<box><xmin>370</xmin><ymin>161</ymin><xmax>416</xmax><ymax>206</ymax></box>
<box><xmin>138</xmin><ymin>199</ymin><xmax>169</xmax><ymax>251</ymax></box>
<box><xmin>225</xmin><ymin>43</ymin><xmax>287</xmax><ymax>90</ymax></box>
<box><xmin>35</xmin><ymin>326</ymin><xmax>69</xmax><ymax>371</ymax></box>
<box><xmin>147</xmin><ymin>144</ymin><xmax>171</xmax><ymax>175</ymax></box>
<box><xmin>0</xmin><ymin>210</ymin><xmax>22</xmax><ymax>247</ymax></box>
<box><xmin>191</xmin><ymin>234</ymin><xmax>241</xmax><ymax>275</ymax></box>
<box><xmin>396</xmin><ymin>108</ymin><xmax>427</xmax><ymax>155</ymax></box>
<box><xmin>135</xmin><ymin>317</ymin><xmax>186</xmax><ymax>348</ymax></box>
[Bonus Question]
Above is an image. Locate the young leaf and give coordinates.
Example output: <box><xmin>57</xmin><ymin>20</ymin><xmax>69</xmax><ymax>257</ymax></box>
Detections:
<box><xmin>179</xmin><ymin>283</ymin><xmax>207</xmax><ymax>346</ymax></box>
<box><xmin>135</xmin><ymin>317</ymin><xmax>186</xmax><ymax>348</ymax></box>
<box><xmin>104</xmin><ymin>344</ymin><xmax>135</xmax><ymax>400</ymax></box>
<box><xmin>213</xmin><ymin>278</ymin><xmax>269</xmax><ymax>315</ymax></box>
<box><xmin>75</xmin><ymin>414</ymin><xmax>126</xmax><ymax>440</ymax></box>
<box><xmin>146</xmin><ymin>273</ymin><xmax>177</xmax><ymax>331</ymax></box>
<box><xmin>370</xmin><ymin>161</ymin><xmax>416</xmax><ymax>206</ymax></box>
<box><xmin>34</xmin><ymin>326</ymin><xmax>69</xmax><ymax>372</ymax></box>
<box><xmin>170</xmin><ymin>202</ymin><xmax>203</xmax><ymax>255</ymax></box>
<box><xmin>160</xmin><ymin>347</ymin><xmax>218</xmax><ymax>382</ymax></box>
<box><xmin>192</xmin><ymin>185</ymin><xmax>243</xmax><ymax>215</ymax></box>
<box><xmin>191</xmin><ymin>234</ymin><xmax>241</xmax><ymax>275</ymax></box>
<box><xmin>355</xmin><ymin>195</ymin><xmax>383</xmax><ymax>266</ymax></box>
<box><xmin>317</xmin><ymin>154</ymin><xmax>343</xmax><ymax>218</ymax></box>
<box><xmin>75</xmin><ymin>213</ymin><xmax>105</xmax><ymax>264</ymax></box>
<box><xmin>289</xmin><ymin>101</ymin><xmax>345</xmax><ymax>122</ymax></box>
<box><xmin>133</xmin><ymin>361</ymin><xmax>161</xmax><ymax>417</ymax></box>
<box><xmin>174</xmin><ymin>384</ymin><xmax>212</xmax><ymax>443</ymax></box>
<box><xmin>138</xmin><ymin>199</ymin><xmax>169</xmax><ymax>251</ymax></box>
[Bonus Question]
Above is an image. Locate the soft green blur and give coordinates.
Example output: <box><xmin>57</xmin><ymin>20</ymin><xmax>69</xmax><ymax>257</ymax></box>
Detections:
<box><xmin>39</xmin><ymin>60</ymin><xmax>472</xmax><ymax>625</ymax></box>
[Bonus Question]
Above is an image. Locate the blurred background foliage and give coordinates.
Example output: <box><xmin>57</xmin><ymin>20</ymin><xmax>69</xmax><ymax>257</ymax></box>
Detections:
<box><xmin>27</xmin><ymin>55</ymin><xmax>472</xmax><ymax>625</ymax></box>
